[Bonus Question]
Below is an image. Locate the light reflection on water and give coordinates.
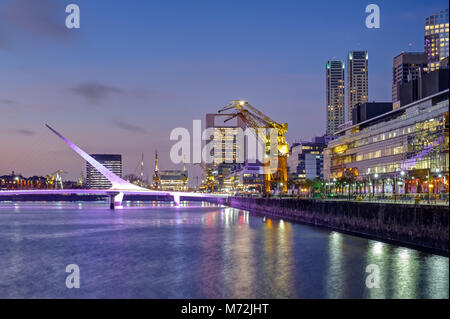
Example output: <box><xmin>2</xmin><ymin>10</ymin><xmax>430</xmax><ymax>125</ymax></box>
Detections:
<box><xmin>0</xmin><ymin>201</ymin><xmax>448</xmax><ymax>299</ymax></box>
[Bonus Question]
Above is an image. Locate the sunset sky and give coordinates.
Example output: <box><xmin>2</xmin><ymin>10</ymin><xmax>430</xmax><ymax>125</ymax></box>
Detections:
<box><xmin>0</xmin><ymin>0</ymin><xmax>448</xmax><ymax>182</ymax></box>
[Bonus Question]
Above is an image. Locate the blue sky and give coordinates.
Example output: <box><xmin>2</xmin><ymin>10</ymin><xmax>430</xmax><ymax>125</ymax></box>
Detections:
<box><xmin>0</xmin><ymin>0</ymin><xmax>448</xmax><ymax>180</ymax></box>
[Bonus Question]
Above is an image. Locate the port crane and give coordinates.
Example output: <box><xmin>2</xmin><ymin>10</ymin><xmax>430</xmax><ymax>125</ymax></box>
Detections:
<box><xmin>218</xmin><ymin>100</ymin><xmax>289</xmax><ymax>194</ymax></box>
<box><xmin>46</xmin><ymin>170</ymin><xmax>66</xmax><ymax>190</ymax></box>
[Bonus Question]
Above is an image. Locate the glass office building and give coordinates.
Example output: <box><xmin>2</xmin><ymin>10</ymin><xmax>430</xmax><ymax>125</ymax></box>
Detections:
<box><xmin>425</xmin><ymin>8</ymin><xmax>449</xmax><ymax>71</ymax></box>
<box><xmin>288</xmin><ymin>140</ymin><xmax>326</xmax><ymax>182</ymax></box>
<box><xmin>324</xmin><ymin>89</ymin><xmax>449</xmax><ymax>195</ymax></box>
<box><xmin>86</xmin><ymin>154</ymin><xmax>122</xmax><ymax>189</ymax></box>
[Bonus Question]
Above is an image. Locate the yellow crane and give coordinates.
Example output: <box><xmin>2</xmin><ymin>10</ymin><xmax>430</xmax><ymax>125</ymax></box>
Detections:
<box><xmin>218</xmin><ymin>100</ymin><xmax>289</xmax><ymax>194</ymax></box>
<box><xmin>46</xmin><ymin>170</ymin><xmax>66</xmax><ymax>190</ymax></box>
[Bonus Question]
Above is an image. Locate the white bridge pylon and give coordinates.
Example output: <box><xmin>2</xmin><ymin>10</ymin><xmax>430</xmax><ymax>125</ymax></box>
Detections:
<box><xmin>45</xmin><ymin>124</ymin><xmax>218</xmax><ymax>209</ymax></box>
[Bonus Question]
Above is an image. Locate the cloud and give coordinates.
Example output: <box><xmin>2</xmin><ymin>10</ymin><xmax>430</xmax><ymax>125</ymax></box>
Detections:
<box><xmin>0</xmin><ymin>99</ymin><xmax>15</xmax><ymax>105</ymax></box>
<box><xmin>0</xmin><ymin>0</ymin><xmax>68</xmax><ymax>39</ymax></box>
<box><xmin>16</xmin><ymin>129</ymin><xmax>35</xmax><ymax>136</ymax></box>
<box><xmin>114</xmin><ymin>121</ymin><xmax>147</xmax><ymax>134</ymax></box>
<box><xmin>70</xmin><ymin>82</ymin><xmax>124</xmax><ymax>103</ymax></box>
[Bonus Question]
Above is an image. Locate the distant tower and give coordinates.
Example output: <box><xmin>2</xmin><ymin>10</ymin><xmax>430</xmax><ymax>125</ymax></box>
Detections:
<box><xmin>392</xmin><ymin>52</ymin><xmax>427</xmax><ymax>109</ymax></box>
<box><xmin>152</xmin><ymin>151</ymin><xmax>161</xmax><ymax>190</ymax></box>
<box><xmin>347</xmin><ymin>51</ymin><xmax>369</xmax><ymax>122</ymax></box>
<box><xmin>326</xmin><ymin>60</ymin><xmax>345</xmax><ymax>135</ymax></box>
<box><xmin>425</xmin><ymin>8</ymin><xmax>449</xmax><ymax>71</ymax></box>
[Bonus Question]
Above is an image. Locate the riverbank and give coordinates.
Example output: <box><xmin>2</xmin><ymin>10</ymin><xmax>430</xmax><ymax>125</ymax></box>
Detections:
<box><xmin>208</xmin><ymin>197</ymin><xmax>449</xmax><ymax>256</ymax></box>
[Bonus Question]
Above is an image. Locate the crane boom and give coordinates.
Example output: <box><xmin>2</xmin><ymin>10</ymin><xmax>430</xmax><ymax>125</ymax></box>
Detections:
<box><xmin>218</xmin><ymin>100</ymin><xmax>289</xmax><ymax>194</ymax></box>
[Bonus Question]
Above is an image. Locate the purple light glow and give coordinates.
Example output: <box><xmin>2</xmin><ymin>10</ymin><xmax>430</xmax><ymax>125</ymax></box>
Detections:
<box><xmin>0</xmin><ymin>125</ymin><xmax>227</xmax><ymax>207</ymax></box>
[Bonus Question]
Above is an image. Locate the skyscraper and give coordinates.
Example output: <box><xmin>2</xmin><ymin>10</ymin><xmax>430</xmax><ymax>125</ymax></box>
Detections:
<box><xmin>392</xmin><ymin>52</ymin><xmax>428</xmax><ymax>109</ymax></box>
<box><xmin>86</xmin><ymin>154</ymin><xmax>122</xmax><ymax>189</ymax></box>
<box><xmin>326</xmin><ymin>60</ymin><xmax>345</xmax><ymax>135</ymax></box>
<box><xmin>205</xmin><ymin>113</ymin><xmax>245</xmax><ymax>165</ymax></box>
<box><xmin>425</xmin><ymin>8</ymin><xmax>449</xmax><ymax>71</ymax></box>
<box><xmin>347</xmin><ymin>51</ymin><xmax>369</xmax><ymax>121</ymax></box>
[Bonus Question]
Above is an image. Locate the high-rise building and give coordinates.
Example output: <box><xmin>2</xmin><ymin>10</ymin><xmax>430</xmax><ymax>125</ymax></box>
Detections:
<box><xmin>398</xmin><ymin>68</ymin><xmax>449</xmax><ymax>106</ymax></box>
<box><xmin>425</xmin><ymin>8</ymin><xmax>449</xmax><ymax>72</ymax></box>
<box><xmin>326</xmin><ymin>60</ymin><xmax>345</xmax><ymax>135</ymax></box>
<box><xmin>392</xmin><ymin>52</ymin><xmax>428</xmax><ymax>109</ymax></box>
<box><xmin>86</xmin><ymin>154</ymin><xmax>122</xmax><ymax>189</ymax></box>
<box><xmin>205</xmin><ymin>113</ymin><xmax>245</xmax><ymax>166</ymax></box>
<box><xmin>324</xmin><ymin>77</ymin><xmax>449</xmax><ymax>196</ymax></box>
<box><xmin>287</xmin><ymin>138</ymin><xmax>327</xmax><ymax>182</ymax></box>
<box><xmin>347</xmin><ymin>51</ymin><xmax>369</xmax><ymax>121</ymax></box>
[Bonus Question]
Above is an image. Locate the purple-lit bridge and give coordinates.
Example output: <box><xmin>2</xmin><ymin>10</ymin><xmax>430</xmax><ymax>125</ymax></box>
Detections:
<box><xmin>0</xmin><ymin>125</ymin><xmax>227</xmax><ymax>209</ymax></box>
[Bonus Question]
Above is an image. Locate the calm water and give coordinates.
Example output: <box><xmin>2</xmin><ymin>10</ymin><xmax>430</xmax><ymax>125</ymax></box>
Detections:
<box><xmin>0</xmin><ymin>201</ymin><xmax>448</xmax><ymax>299</ymax></box>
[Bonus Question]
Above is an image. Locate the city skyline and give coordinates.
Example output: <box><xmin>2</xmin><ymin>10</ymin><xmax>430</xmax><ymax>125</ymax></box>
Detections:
<box><xmin>1</xmin><ymin>0</ymin><xmax>448</xmax><ymax>180</ymax></box>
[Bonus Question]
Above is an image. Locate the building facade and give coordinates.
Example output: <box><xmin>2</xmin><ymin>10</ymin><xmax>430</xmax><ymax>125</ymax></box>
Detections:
<box><xmin>326</xmin><ymin>60</ymin><xmax>346</xmax><ymax>135</ymax></box>
<box><xmin>324</xmin><ymin>88</ymin><xmax>449</xmax><ymax>195</ymax></box>
<box><xmin>392</xmin><ymin>52</ymin><xmax>428</xmax><ymax>109</ymax></box>
<box><xmin>223</xmin><ymin>161</ymin><xmax>264</xmax><ymax>194</ymax></box>
<box><xmin>159</xmin><ymin>170</ymin><xmax>188</xmax><ymax>191</ymax></box>
<box><xmin>86</xmin><ymin>154</ymin><xmax>122</xmax><ymax>189</ymax></box>
<box><xmin>205</xmin><ymin>113</ymin><xmax>246</xmax><ymax>166</ymax></box>
<box><xmin>398</xmin><ymin>68</ymin><xmax>449</xmax><ymax>107</ymax></box>
<box><xmin>425</xmin><ymin>8</ymin><xmax>449</xmax><ymax>72</ymax></box>
<box><xmin>347</xmin><ymin>51</ymin><xmax>369</xmax><ymax>121</ymax></box>
<box><xmin>352</xmin><ymin>102</ymin><xmax>392</xmax><ymax>125</ymax></box>
<box><xmin>288</xmin><ymin>139</ymin><xmax>327</xmax><ymax>182</ymax></box>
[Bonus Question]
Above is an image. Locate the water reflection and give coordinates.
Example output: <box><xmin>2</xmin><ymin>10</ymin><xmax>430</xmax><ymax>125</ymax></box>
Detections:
<box><xmin>366</xmin><ymin>241</ymin><xmax>387</xmax><ymax>299</ymax></box>
<box><xmin>0</xmin><ymin>201</ymin><xmax>447</xmax><ymax>299</ymax></box>
<box><xmin>391</xmin><ymin>248</ymin><xmax>419</xmax><ymax>299</ymax></box>
<box><xmin>326</xmin><ymin>232</ymin><xmax>345</xmax><ymax>298</ymax></box>
<box><xmin>262</xmin><ymin>218</ymin><xmax>294</xmax><ymax>298</ymax></box>
<box><xmin>425</xmin><ymin>256</ymin><xmax>449</xmax><ymax>299</ymax></box>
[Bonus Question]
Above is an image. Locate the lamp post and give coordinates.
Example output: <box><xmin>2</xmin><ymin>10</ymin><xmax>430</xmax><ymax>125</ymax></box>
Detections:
<box><xmin>373</xmin><ymin>174</ymin><xmax>379</xmax><ymax>199</ymax></box>
<box><xmin>400</xmin><ymin>170</ymin><xmax>406</xmax><ymax>198</ymax></box>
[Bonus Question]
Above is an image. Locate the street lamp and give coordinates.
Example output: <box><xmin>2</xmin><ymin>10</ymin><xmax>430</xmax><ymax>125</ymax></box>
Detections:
<box><xmin>373</xmin><ymin>174</ymin><xmax>379</xmax><ymax>198</ymax></box>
